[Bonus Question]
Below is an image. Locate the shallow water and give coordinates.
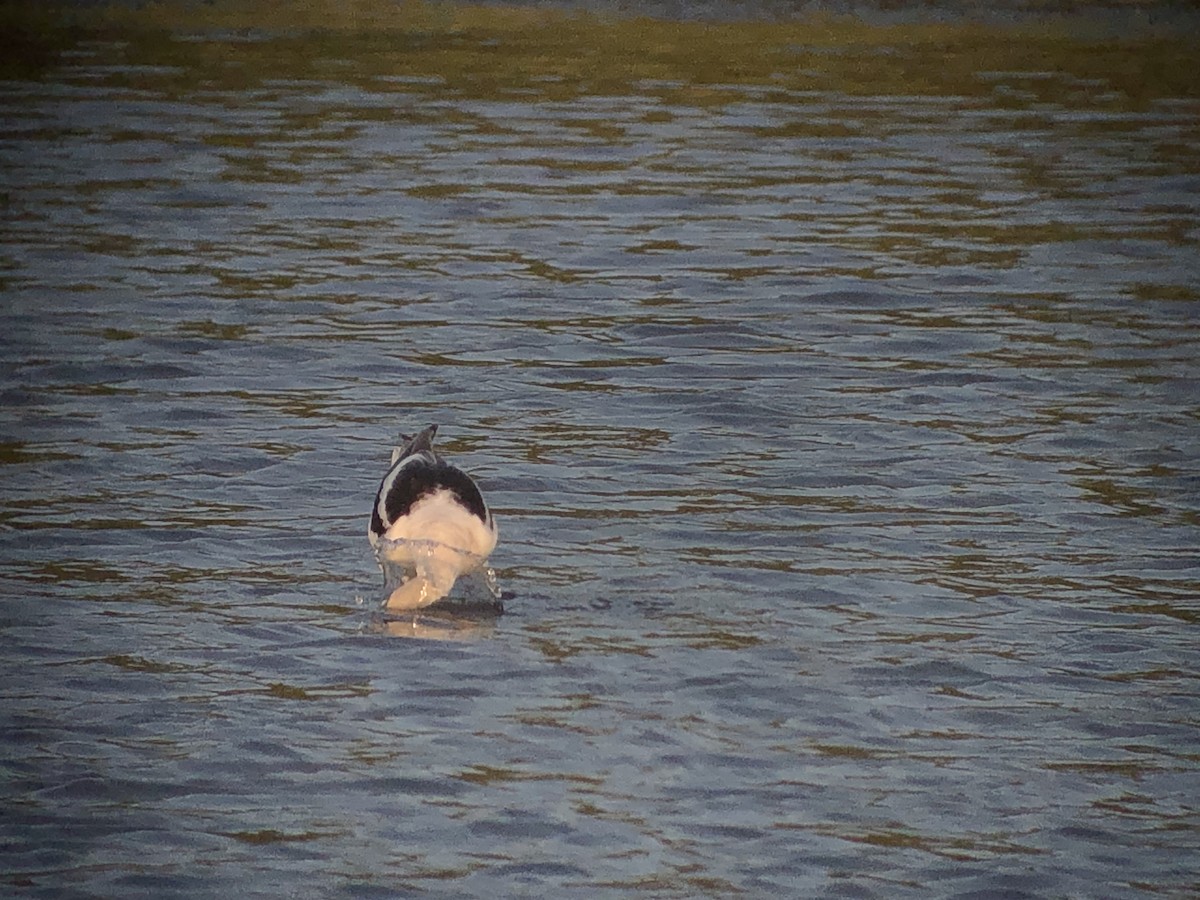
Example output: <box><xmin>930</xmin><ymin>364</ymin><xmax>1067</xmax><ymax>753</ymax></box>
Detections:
<box><xmin>2</xmin><ymin>9</ymin><xmax>1199</xmax><ymax>898</ymax></box>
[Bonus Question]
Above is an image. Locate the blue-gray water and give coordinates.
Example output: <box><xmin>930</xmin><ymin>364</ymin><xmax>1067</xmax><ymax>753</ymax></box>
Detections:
<box><xmin>2</xmin><ymin>15</ymin><xmax>1198</xmax><ymax>898</ymax></box>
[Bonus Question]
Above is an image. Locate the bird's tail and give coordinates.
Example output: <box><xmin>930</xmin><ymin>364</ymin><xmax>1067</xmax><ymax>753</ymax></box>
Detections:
<box><xmin>390</xmin><ymin>423</ymin><xmax>439</xmax><ymax>465</ymax></box>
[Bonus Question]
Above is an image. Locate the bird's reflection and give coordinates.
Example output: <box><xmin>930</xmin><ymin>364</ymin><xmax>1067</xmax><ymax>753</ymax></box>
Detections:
<box><xmin>363</xmin><ymin>580</ymin><xmax>505</xmax><ymax>641</ymax></box>
<box><xmin>375</xmin><ymin>606</ymin><xmax>501</xmax><ymax>641</ymax></box>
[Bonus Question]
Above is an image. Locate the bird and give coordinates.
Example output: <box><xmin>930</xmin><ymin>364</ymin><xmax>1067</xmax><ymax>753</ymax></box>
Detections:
<box><xmin>368</xmin><ymin>424</ymin><xmax>498</xmax><ymax>611</ymax></box>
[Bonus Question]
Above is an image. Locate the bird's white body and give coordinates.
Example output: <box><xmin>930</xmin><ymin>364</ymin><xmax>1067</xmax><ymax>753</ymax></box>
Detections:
<box><xmin>375</xmin><ymin>489</ymin><xmax>497</xmax><ymax>609</ymax></box>
<box><xmin>368</xmin><ymin>425</ymin><xmax>498</xmax><ymax>611</ymax></box>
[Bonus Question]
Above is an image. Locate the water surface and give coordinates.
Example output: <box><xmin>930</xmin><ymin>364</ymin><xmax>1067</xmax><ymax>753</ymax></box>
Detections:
<box><xmin>2</xmin><ymin>6</ymin><xmax>1198</xmax><ymax>897</ymax></box>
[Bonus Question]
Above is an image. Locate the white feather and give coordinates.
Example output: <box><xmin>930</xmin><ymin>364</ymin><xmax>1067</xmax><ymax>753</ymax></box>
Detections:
<box><xmin>374</xmin><ymin>490</ymin><xmax>498</xmax><ymax>611</ymax></box>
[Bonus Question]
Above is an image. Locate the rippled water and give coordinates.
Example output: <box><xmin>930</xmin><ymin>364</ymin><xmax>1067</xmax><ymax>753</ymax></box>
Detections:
<box><xmin>2</xmin><ymin>9</ymin><xmax>1199</xmax><ymax>898</ymax></box>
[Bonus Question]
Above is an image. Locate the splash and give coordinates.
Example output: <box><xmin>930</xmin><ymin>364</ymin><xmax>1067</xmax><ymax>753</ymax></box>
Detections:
<box><xmin>373</xmin><ymin>536</ymin><xmax>501</xmax><ymax>612</ymax></box>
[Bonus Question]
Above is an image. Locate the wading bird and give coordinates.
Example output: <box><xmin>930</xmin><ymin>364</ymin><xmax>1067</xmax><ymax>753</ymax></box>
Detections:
<box><xmin>368</xmin><ymin>424</ymin><xmax>498</xmax><ymax>610</ymax></box>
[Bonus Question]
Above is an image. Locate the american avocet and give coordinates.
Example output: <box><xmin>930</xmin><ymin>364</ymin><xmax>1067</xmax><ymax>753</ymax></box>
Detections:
<box><xmin>368</xmin><ymin>424</ymin><xmax>498</xmax><ymax>610</ymax></box>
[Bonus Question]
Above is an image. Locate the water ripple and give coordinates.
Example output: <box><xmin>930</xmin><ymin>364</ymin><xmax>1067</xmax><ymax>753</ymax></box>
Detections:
<box><xmin>2</xmin><ymin>10</ymin><xmax>1198</xmax><ymax>899</ymax></box>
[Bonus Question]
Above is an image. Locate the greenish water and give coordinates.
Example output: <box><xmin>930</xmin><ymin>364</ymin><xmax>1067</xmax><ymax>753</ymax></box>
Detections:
<box><xmin>1</xmin><ymin>6</ymin><xmax>1198</xmax><ymax>897</ymax></box>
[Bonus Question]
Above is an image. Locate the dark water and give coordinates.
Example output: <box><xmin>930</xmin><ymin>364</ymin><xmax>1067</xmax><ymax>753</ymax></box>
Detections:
<box><xmin>2</xmin><ymin>11</ymin><xmax>1198</xmax><ymax>898</ymax></box>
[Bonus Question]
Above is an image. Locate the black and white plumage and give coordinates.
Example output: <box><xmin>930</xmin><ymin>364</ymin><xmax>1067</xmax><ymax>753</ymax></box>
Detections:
<box><xmin>368</xmin><ymin>424</ymin><xmax>498</xmax><ymax>610</ymax></box>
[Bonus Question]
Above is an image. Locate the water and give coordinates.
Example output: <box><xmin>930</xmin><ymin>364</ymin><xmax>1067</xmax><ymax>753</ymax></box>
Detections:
<box><xmin>2</xmin><ymin>8</ymin><xmax>1199</xmax><ymax>898</ymax></box>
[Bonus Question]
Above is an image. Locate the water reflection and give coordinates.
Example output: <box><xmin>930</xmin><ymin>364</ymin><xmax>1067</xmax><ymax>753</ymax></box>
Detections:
<box><xmin>370</xmin><ymin>608</ymin><xmax>501</xmax><ymax>642</ymax></box>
